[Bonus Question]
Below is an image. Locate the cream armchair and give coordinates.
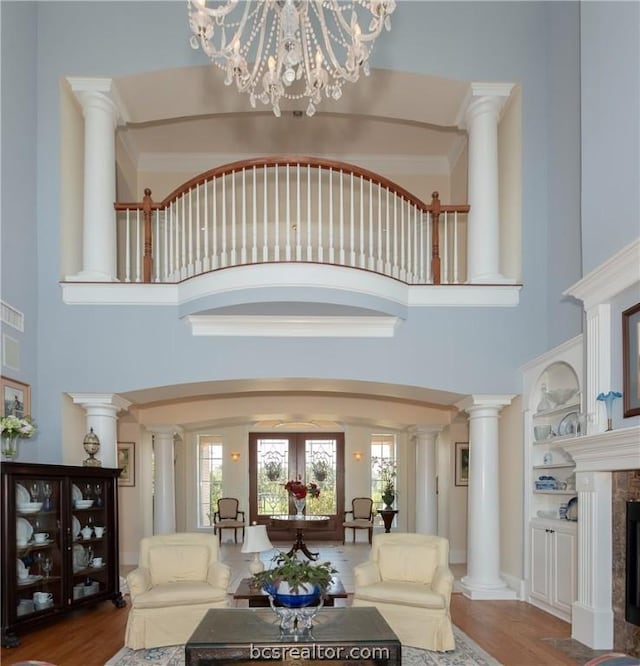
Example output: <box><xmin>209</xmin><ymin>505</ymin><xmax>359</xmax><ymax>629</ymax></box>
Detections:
<box><xmin>125</xmin><ymin>533</ymin><xmax>231</xmax><ymax>649</ymax></box>
<box><xmin>352</xmin><ymin>533</ymin><xmax>455</xmax><ymax>652</ymax></box>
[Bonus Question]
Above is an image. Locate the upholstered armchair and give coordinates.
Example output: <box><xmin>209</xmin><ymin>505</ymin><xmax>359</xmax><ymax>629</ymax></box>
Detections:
<box><xmin>213</xmin><ymin>497</ymin><xmax>246</xmax><ymax>544</ymax></box>
<box><xmin>352</xmin><ymin>533</ymin><xmax>455</xmax><ymax>652</ymax></box>
<box><xmin>125</xmin><ymin>533</ymin><xmax>231</xmax><ymax>649</ymax></box>
<box><xmin>342</xmin><ymin>497</ymin><xmax>374</xmax><ymax>544</ymax></box>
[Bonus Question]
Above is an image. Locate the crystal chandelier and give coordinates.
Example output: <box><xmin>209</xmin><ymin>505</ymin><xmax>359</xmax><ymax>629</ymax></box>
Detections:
<box><xmin>188</xmin><ymin>0</ymin><xmax>396</xmax><ymax>117</ymax></box>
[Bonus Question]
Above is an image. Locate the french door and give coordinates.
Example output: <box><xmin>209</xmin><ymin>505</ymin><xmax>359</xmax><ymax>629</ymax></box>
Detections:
<box><xmin>249</xmin><ymin>433</ymin><xmax>344</xmax><ymax>541</ymax></box>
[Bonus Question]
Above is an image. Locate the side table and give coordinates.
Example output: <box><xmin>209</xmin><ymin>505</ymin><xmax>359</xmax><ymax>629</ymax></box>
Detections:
<box><xmin>377</xmin><ymin>509</ymin><xmax>398</xmax><ymax>533</ymax></box>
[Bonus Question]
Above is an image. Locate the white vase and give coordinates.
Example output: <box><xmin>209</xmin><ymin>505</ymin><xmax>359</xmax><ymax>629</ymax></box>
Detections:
<box><xmin>293</xmin><ymin>497</ymin><xmax>306</xmax><ymax>517</ymax></box>
<box><xmin>1</xmin><ymin>434</ymin><xmax>20</xmax><ymax>461</ymax></box>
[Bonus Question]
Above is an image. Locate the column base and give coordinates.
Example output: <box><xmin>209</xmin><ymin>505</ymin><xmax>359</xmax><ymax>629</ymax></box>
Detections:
<box><xmin>65</xmin><ymin>270</ymin><xmax>118</xmax><ymax>282</ymax></box>
<box><xmin>459</xmin><ymin>576</ymin><xmax>518</xmax><ymax>600</ymax></box>
<box><xmin>571</xmin><ymin>601</ymin><xmax>614</xmax><ymax>650</ymax></box>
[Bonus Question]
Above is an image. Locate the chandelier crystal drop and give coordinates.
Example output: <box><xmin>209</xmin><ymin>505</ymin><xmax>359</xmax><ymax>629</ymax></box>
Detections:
<box><xmin>188</xmin><ymin>0</ymin><xmax>396</xmax><ymax>117</ymax></box>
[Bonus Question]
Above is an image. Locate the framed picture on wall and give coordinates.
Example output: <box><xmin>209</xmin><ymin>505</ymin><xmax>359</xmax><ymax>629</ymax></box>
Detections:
<box><xmin>623</xmin><ymin>302</ymin><xmax>640</xmax><ymax>418</ymax></box>
<box><xmin>117</xmin><ymin>442</ymin><xmax>136</xmax><ymax>486</ymax></box>
<box><xmin>1</xmin><ymin>376</ymin><xmax>31</xmax><ymax>418</ymax></box>
<box><xmin>455</xmin><ymin>441</ymin><xmax>469</xmax><ymax>486</ymax></box>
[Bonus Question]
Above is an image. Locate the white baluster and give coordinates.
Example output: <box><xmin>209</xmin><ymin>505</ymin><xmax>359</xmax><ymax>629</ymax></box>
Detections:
<box><xmin>359</xmin><ymin>175</ymin><xmax>365</xmax><ymax>268</ymax></box>
<box><xmin>349</xmin><ymin>172</ymin><xmax>355</xmax><ymax>266</ymax></box>
<box><xmin>306</xmin><ymin>165</ymin><xmax>312</xmax><ymax>261</ymax></box>
<box><xmin>376</xmin><ymin>184</ymin><xmax>382</xmax><ymax>272</ymax></box>
<box><xmin>443</xmin><ymin>211</ymin><xmax>449</xmax><ymax>284</ymax></box>
<box><xmin>399</xmin><ymin>195</ymin><xmax>406</xmax><ymax>281</ymax></box>
<box><xmin>195</xmin><ymin>184</ymin><xmax>202</xmax><ymax>275</ymax></box>
<box><xmin>392</xmin><ymin>194</ymin><xmax>398</xmax><ymax>278</ymax></box>
<box><xmin>203</xmin><ymin>181</ymin><xmax>210</xmax><ymax>272</ymax></box>
<box><xmin>339</xmin><ymin>170</ymin><xmax>345</xmax><ymax>265</ymax></box>
<box><xmin>296</xmin><ymin>164</ymin><xmax>301</xmax><ymax>261</ymax></box>
<box><xmin>262</xmin><ymin>165</ymin><xmax>268</xmax><ymax>261</ymax></box>
<box><xmin>385</xmin><ymin>188</ymin><xmax>391</xmax><ymax>275</ymax></box>
<box><xmin>212</xmin><ymin>178</ymin><xmax>219</xmax><ymax>270</ymax></box>
<box><xmin>453</xmin><ymin>211</ymin><xmax>459</xmax><ymax>284</ymax></box>
<box><xmin>241</xmin><ymin>168</ymin><xmax>247</xmax><ymax>265</ymax></box>
<box><xmin>221</xmin><ymin>176</ymin><xmax>227</xmax><ymax>268</ymax></box>
<box><xmin>317</xmin><ymin>166</ymin><xmax>323</xmax><ymax>263</ymax></box>
<box><xmin>231</xmin><ymin>171</ymin><xmax>237</xmax><ymax>266</ymax></box>
<box><xmin>285</xmin><ymin>164</ymin><xmax>291</xmax><ymax>261</ymax></box>
<box><xmin>154</xmin><ymin>210</ymin><xmax>160</xmax><ymax>283</ymax></box>
<box><xmin>135</xmin><ymin>209</ymin><xmax>141</xmax><ymax>283</ymax></box>
<box><xmin>418</xmin><ymin>208</ymin><xmax>424</xmax><ymax>283</ymax></box>
<box><xmin>252</xmin><ymin>166</ymin><xmax>258</xmax><ymax>263</ymax></box>
<box><xmin>124</xmin><ymin>209</ymin><xmax>131</xmax><ymax>282</ymax></box>
<box><xmin>180</xmin><ymin>195</ymin><xmax>187</xmax><ymax>279</ymax></box>
<box><xmin>169</xmin><ymin>203</ymin><xmax>175</xmax><ymax>280</ymax></box>
<box><xmin>274</xmin><ymin>165</ymin><xmax>280</xmax><ymax>261</ymax></box>
<box><xmin>426</xmin><ymin>211</ymin><xmax>432</xmax><ymax>283</ymax></box>
<box><xmin>187</xmin><ymin>189</ymin><xmax>193</xmax><ymax>276</ymax></box>
<box><xmin>327</xmin><ymin>167</ymin><xmax>333</xmax><ymax>264</ymax></box>
<box><xmin>368</xmin><ymin>179</ymin><xmax>374</xmax><ymax>270</ymax></box>
<box><xmin>162</xmin><ymin>209</ymin><xmax>168</xmax><ymax>281</ymax></box>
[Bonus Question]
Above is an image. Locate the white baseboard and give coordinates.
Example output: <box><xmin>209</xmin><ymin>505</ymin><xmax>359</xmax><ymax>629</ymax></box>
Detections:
<box><xmin>501</xmin><ymin>571</ymin><xmax>525</xmax><ymax>599</ymax></box>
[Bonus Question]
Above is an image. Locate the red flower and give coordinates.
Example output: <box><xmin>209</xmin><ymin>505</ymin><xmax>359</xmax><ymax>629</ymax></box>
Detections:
<box><xmin>284</xmin><ymin>480</ymin><xmax>320</xmax><ymax>499</ymax></box>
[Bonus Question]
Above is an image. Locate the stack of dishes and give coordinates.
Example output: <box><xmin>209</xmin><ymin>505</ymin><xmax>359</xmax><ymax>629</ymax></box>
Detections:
<box><xmin>17</xmin><ymin>501</ymin><xmax>43</xmax><ymax>513</ymax></box>
<box><xmin>75</xmin><ymin>499</ymin><xmax>94</xmax><ymax>509</ymax></box>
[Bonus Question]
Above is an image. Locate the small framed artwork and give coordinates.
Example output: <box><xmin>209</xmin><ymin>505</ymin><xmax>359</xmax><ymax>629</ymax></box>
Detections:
<box><xmin>1</xmin><ymin>376</ymin><xmax>30</xmax><ymax>418</ymax></box>
<box><xmin>623</xmin><ymin>302</ymin><xmax>640</xmax><ymax>418</ymax></box>
<box><xmin>455</xmin><ymin>442</ymin><xmax>469</xmax><ymax>486</ymax></box>
<box><xmin>117</xmin><ymin>442</ymin><xmax>136</xmax><ymax>486</ymax></box>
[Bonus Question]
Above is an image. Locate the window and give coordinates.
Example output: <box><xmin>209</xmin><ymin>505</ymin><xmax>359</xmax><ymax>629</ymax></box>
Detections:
<box><xmin>370</xmin><ymin>434</ymin><xmax>396</xmax><ymax>509</ymax></box>
<box><xmin>197</xmin><ymin>435</ymin><xmax>223</xmax><ymax>528</ymax></box>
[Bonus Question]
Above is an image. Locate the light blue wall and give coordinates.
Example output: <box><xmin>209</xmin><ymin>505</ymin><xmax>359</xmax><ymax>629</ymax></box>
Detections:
<box><xmin>0</xmin><ymin>2</ymin><xmax>591</xmax><ymax>461</ymax></box>
<box><xmin>581</xmin><ymin>1</ymin><xmax>640</xmax><ymax>275</ymax></box>
<box><xmin>0</xmin><ymin>2</ymin><xmax>39</xmax><ymax>431</ymax></box>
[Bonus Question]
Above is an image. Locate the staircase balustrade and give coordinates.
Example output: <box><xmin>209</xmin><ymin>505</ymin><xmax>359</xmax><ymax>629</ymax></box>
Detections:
<box><xmin>114</xmin><ymin>157</ymin><xmax>469</xmax><ymax>285</ymax></box>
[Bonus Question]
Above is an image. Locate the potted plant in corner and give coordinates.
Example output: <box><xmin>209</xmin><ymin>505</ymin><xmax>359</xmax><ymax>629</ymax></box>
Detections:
<box><xmin>251</xmin><ymin>552</ymin><xmax>337</xmax><ymax>608</ymax></box>
<box><xmin>374</xmin><ymin>457</ymin><xmax>397</xmax><ymax>509</ymax></box>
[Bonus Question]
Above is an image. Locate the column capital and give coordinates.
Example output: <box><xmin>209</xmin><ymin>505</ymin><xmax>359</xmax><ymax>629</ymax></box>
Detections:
<box><xmin>146</xmin><ymin>424</ymin><xmax>183</xmax><ymax>438</ymax></box>
<box><xmin>68</xmin><ymin>392</ymin><xmax>131</xmax><ymax>413</ymax></box>
<box><xmin>407</xmin><ymin>424</ymin><xmax>444</xmax><ymax>438</ymax></box>
<box><xmin>67</xmin><ymin>76</ymin><xmax>128</xmax><ymax>125</ymax></box>
<box><xmin>457</xmin><ymin>82</ymin><xmax>514</xmax><ymax>129</ymax></box>
<box><xmin>456</xmin><ymin>394</ymin><xmax>515</xmax><ymax>414</ymax></box>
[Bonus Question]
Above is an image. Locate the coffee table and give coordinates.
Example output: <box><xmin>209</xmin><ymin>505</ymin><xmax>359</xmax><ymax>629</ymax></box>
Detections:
<box><xmin>233</xmin><ymin>577</ymin><xmax>347</xmax><ymax>607</ymax></box>
<box><xmin>185</xmin><ymin>607</ymin><xmax>401</xmax><ymax>666</ymax></box>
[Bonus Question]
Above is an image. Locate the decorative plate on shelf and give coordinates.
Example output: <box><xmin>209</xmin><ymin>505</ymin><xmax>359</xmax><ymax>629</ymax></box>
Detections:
<box><xmin>558</xmin><ymin>411</ymin><xmax>579</xmax><ymax>436</ymax></box>
<box><xmin>566</xmin><ymin>496</ymin><xmax>578</xmax><ymax>521</ymax></box>
<box><xmin>16</xmin><ymin>483</ymin><xmax>30</xmax><ymax>504</ymax></box>
<box><xmin>72</xmin><ymin>515</ymin><xmax>81</xmax><ymax>540</ymax></box>
<box><xmin>16</xmin><ymin>517</ymin><xmax>33</xmax><ymax>544</ymax></box>
<box><xmin>71</xmin><ymin>484</ymin><xmax>83</xmax><ymax>503</ymax></box>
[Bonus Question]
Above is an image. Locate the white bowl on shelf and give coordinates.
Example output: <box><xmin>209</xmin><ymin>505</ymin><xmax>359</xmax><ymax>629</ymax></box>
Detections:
<box><xmin>17</xmin><ymin>502</ymin><xmax>43</xmax><ymax>513</ymax></box>
<box><xmin>546</xmin><ymin>388</ymin><xmax>579</xmax><ymax>407</ymax></box>
<box><xmin>533</xmin><ymin>425</ymin><xmax>552</xmax><ymax>441</ymax></box>
<box><xmin>74</xmin><ymin>499</ymin><xmax>94</xmax><ymax>509</ymax></box>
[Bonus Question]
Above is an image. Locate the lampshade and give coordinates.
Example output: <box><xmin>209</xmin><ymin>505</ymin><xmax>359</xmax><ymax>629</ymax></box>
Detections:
<box><xmin>241</xmin><ymin>524</ymin><xmax>273</xmax><ymax>554</ymax></box>
<box><xmin>241</xmin><ymin>523</ymin><xmax>274</xmax><ymax>575</ymax></box>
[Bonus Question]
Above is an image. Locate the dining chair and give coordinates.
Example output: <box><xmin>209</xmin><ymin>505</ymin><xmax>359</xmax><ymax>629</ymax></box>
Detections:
<box><xmin>213</xmin><ymin>497</ymin><xmax>246</xmax><ymax>544</ymax></box>
<box><xmin>342</xmin><ymin>497</ymin><xmax>374</xmax><ymax>544</ymax></box>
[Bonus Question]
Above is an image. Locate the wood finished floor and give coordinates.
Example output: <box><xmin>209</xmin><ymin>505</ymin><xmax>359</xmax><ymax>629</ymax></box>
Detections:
<box><xmin>2</xmin><ymin>541</ymin><xmax>580</xmax><ymax>666</ymax></box>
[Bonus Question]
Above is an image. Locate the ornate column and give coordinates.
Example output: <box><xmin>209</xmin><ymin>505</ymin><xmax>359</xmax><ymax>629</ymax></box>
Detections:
<box><xmin>411</xmin><ymin>426</ymin><xmax>442</xmax><ymax>535</ymax></box>
<box><xmin>68</xmin><ymin>393</ymin><xmax>131</xmax><ymax>468</ymax></box>
<box><xmin>585</xmin><ymin>304</ymin><xmax>612</xmax><ymax>433</ymax></box>
<box><xmin>456</xmin><ymin>394</ymin><xmax>516</xmax><ymax>599</ymax></box>
<box><xmin>66</xmin><ymin>77</ymin><xmax>122</xmax><ymax>282</ymax></box>
<box><xmin>459</xmin><ymin>82</ymin><xmax>513</xmax><ymax>284</ymax></box>
<box><xmin>148</xmin><ymin>425</ymin><xmax>179</xmax><ymax>535</ymax></box>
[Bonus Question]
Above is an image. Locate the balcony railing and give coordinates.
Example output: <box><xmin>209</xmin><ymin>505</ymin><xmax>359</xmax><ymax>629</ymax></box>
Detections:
<box><xmin>114</xmin><ymin>157</ymin><xmax>469</xmax><ymax>285</ymax></box>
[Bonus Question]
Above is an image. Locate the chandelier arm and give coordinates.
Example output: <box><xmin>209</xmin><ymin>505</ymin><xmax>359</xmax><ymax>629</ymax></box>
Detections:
<box><xmin>234</xmin><ymin>2</ymin><xmax>271</xmax><ymax>93</ymax></box>
<box><xmin>311</xmin><ymin>4</ymin><xmax>360</xmax><ymax>83</ymax></box>
<box><xmin>192</xmin><ymin>0</ymin><xmax>240</xmax><ymax>21</ymax></box>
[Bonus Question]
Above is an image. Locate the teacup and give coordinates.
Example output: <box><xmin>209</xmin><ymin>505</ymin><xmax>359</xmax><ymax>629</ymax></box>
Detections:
<box><xmin>33</xmin><ymin>533</ymin><xmax>50</xmax><ymax>543</ymax></box>
<box><xmin>18</xmin><ymin>568</ymin><xmax>30</xmax><ymax>580</ymax></box>
<box><xmin>81</xmin><ymin>527</ymin><xmax>93</xmax><ymax>539</ymax></box>
<box><xmin>94</xmin><ymin>526</ymin><xmax>105</xmax><ymax>538</ymax></box>
<box><xmin>91</xmin><ymin>557</ymin><xmax>103</xmax><ymax>567</ymax></box>
<box><xmin>33</xmin><ymin>591</ymin><xmax>53</xmax><ymax>603</ymax></box>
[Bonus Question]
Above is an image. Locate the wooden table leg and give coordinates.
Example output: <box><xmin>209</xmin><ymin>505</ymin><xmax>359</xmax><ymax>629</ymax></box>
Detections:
<box><xmin>286</xmin><ymin>528</ymin><xmax>319</xmax><ymax>560</ymax></box>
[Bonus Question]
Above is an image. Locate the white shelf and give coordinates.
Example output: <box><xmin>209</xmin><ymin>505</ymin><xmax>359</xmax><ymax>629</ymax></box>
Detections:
<box><xmin>533</xmin><ymin>489</ymin><xmax>577</xmax><ymax>495</ymax></box>
<box><xmin>533</xmin><ymin>402</ymin><xmax>581</xmax><ymax>418</ymax></box>
<box><xmin>533</xmin><ymin>464</ymin><xmax>574</xmax><ymax>470</ymax></box>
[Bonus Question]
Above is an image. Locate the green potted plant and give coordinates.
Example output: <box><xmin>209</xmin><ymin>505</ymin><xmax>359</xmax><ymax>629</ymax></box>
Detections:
<box><xmin>251</xmin><ymin>552</ymin><xmax>337</xmax><ymax>607</ymax></box>
<box><xmin>374</xmin><ymin>457</ymin><xmax>397</xmax><ymax>509</ymax></box>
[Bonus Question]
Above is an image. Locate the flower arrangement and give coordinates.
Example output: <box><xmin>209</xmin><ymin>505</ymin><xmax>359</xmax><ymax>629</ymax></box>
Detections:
<box><xmin>284</xmin><ymin>479</ymin><xmax>320</xmax><ymax>499</ymax></box>
<box><xmin>373</xmin><ymin>457</ymin><xmax>397</xmax><ymax>494</ymax></box>
<box><xmin>1</xmin><ymin>414</ymin><xmax>36</xmax><ymax>439</ymax></box>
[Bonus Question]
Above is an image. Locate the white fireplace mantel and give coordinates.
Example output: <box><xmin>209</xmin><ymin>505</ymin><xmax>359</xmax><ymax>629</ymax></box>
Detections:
<box><xmin>561</xmin><ymin>426</ymin><xmax>640</xmax><ymax>472</ymax></box>
<box><xmin>559</xmin><ymin>425</ymin><xmax>640</xmax><ymax>649</ymax></box>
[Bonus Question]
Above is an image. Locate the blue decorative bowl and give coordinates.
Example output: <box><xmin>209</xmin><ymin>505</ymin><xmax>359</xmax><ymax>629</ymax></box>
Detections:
<box><xmin>269</xmin><ymin>584</ymin><xmax>321</xmax><ymax>608</ymax></box>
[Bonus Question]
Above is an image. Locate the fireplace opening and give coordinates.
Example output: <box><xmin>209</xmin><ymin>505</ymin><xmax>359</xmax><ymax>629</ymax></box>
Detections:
<box><xmin>627</xmin><ymin>500</ymin><xmax>640</xmax><ymax>626</ymax></box>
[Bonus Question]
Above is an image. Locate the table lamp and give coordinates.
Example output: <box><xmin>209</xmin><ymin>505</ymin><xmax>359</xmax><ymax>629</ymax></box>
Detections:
<box><xmin>241</xmin><ymin>523</ymin><xmax>274</xmax><ymax>574</ymax></box>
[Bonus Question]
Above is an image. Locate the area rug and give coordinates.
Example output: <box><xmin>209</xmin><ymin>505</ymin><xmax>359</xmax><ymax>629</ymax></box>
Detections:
<box><xmin>105</xmin><ymin>625</ymin><xmax>501</xmax><ymax>666</ymax></box>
